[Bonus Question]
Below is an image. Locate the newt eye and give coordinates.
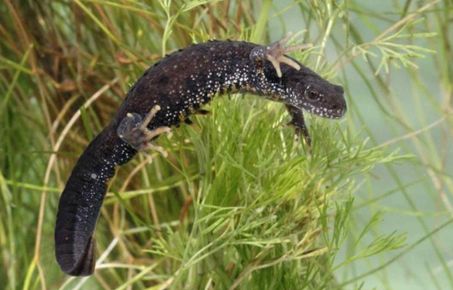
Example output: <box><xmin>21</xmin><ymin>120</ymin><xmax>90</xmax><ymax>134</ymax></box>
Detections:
<box><xmin>304</xmin><ymin>88</ymin><xmax>320</xmax><ymax>101</ymax></box>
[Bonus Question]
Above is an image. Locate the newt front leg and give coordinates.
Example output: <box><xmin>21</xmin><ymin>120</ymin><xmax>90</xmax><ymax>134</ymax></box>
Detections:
<box><xmin>286</xmin><ymin>104</ymin><xmax>311</xmax><ymax>146</ymax></box>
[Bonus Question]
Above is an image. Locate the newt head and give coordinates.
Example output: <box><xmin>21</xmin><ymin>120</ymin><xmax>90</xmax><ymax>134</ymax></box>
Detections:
<box><xmin>283</xmin><ymin>65</ymin><xmax>347</xmax><ymax>119</ymax></box>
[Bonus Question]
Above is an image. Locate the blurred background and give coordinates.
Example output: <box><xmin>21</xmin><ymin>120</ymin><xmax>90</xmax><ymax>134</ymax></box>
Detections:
<box><xmin>1</xmin><ymin>0</ymin><xmax>452</xmax><ymax>289</ymax></box>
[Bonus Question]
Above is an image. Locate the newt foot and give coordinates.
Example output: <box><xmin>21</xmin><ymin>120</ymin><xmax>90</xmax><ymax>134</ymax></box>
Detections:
<box><xmin>117</xmin><ymin>105</ymin><xmax>171</xmax><ymax>157</ymax></box>
<box><xmin>250</xmin><ymin>34</ymin><xmax>312</xmax><ymax>78</ymax></box>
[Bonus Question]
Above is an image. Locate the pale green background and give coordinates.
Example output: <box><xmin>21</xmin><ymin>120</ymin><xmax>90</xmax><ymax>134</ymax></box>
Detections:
<box><xmin>271</xmin><ymin>1</ymin><xmax>452</xmax><ymax>289</ymax></box>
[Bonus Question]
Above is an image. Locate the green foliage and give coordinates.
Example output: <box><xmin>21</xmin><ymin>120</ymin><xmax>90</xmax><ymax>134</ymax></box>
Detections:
<box><xmin>1</xmin><ymin>0</ymin><xmax>451</xmax><ymax>289</ymax></box>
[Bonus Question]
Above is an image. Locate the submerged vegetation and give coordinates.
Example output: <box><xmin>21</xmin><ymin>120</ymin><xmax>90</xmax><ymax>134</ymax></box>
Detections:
<box><xmin>1</xmin><ymin>0</ymin><xmax>452</xmax><ymax>289</ymax></box>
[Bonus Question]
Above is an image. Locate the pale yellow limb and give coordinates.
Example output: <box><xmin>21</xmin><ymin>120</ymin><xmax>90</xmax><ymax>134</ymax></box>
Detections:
<box><xmin>266</xmin><ymin>54</ymin><xmax>283</xmax><ymax>78</ymax></box>
<box><xmin>278</xmin><ymin>56</ymin><xmax>301</xmax><ymax>71</ymax></box>
<box><xmin>264</xmin><ymin>34</ymin><xmax>313</xmax><ymax>78</ymax></box>
<box><xmin>119</xmin><ymin>104</ymin><xmax>171</xmax><ymax>157</ymax></box>
<box><xmin>140</xmin><ymin>105</ymin><xmax>162</xmax><ymax>130</ymax></box>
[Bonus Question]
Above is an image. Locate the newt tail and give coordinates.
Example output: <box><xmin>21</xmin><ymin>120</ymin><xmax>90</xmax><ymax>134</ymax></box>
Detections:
<box><xmin>55</xmin><ymin>126</ymin><xmax>135</xmax><ymax>275</ymax></box>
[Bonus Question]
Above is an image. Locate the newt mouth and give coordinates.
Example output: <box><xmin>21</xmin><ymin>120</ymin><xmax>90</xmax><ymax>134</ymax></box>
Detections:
<box><xmin>303</xmin><ymin>104</ymin><xmax>347</xmax><ymax>119</ymax></box>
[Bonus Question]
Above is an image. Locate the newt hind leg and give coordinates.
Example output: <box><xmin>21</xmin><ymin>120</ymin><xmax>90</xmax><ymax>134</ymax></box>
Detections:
<box><xmin>117</xmin><ymin>105</ymin><xmax>171</xmax><ymax>156</ymax></box>
<box><xmin>250</xmin><ymin>34</ymin><xmax>312</xmax><ymax>78</ymax></box>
